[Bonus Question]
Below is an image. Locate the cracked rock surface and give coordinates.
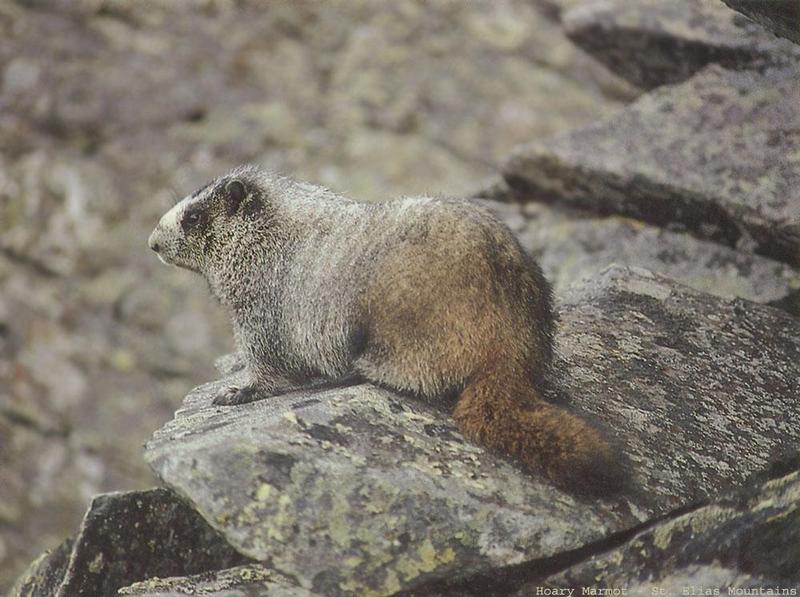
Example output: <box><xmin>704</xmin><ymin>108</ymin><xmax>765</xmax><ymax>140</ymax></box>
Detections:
<box><xmin>551</xmin><ymin>267</ymin><xmax>800</xmax><ymax>509</ymax></box>
<box><xmin>561</xmin><ymin>0</ymin><xmax>798</xmax><ymax>89</ymax></box>
<box><xmin>142</xmin><ymin>266</ymin><xmax>800</xmax><ymax>595</ymax></box>
<box><xmin>530</xmin><ymin>467</ymin><xmax>800</xmax><ymax>593</ymax></box>
<box><xmin>429</xmin><ymin>462</ymin><xmax>800</xmax><ymax>596</ymax></box>
<box><xmin>504</xmin><ymin>64</ymin><xmax>800</xmax><ymax>266</ymax></box>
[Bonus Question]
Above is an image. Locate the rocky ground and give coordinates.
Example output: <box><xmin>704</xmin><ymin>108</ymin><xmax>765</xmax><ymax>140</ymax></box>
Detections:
<box><xmin>5</xmin><ymin>0</ymin><xmax>800</xmax><ymax>595</ymax></box>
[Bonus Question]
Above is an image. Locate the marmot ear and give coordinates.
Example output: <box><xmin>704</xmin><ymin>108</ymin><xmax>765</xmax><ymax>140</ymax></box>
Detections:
<box><xmin>224</xmin><ymin>179</ymin><xmax>247</xmax><ymax>216</ymax></box>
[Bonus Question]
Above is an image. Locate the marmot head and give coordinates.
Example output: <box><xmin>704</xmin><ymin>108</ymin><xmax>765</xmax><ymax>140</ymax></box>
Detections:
<box><xmin>148</xmin><ymin>165</ymin><xmax>271</xmax><ymax>274</ymax></box>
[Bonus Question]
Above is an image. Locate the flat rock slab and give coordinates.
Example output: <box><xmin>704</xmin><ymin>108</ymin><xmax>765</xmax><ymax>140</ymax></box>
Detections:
<box><xmin>553</xmin><ymin>266</ymin><xmax>800</xmax><ymax>512</ymax></box>
<box><xmin>482</xmin><ymin>199</ymin><xmax>800</xmax><ymax>308</ymax></box>
<box><xmin>147</xmin><ymin>379</ymin><xmax>623</xmax><ymax>596</ymax></box>
<box><xmin>11</xmin><ymin>488</ymin><xmax>249</xmax><ymax>597</ymax></box>
<box><xmin>146</xmin><ymin>266</ymin><xmax>800</xmax><ymax>596</ymax></box>
<box><xmin>119</xmin><ymin>564</ymin><xmax>310</xmax><ymax>597</ymax></box>
<box><xmin>722</xmin><ymin>0</ymin><xmax>800</xmax><ymax>45</ymax></box>
<box><xmin>562</xmin><ymin>0</ymin><xmax>798</xmax><ymax>89</ymax></box>
<box><xmin>504</xmin><ymin>64</ymin><xmax>800</xmax><ymax>266</ymax></box>
<box><xmin>530</xmin><ymin>468</ymin><xmax>800</xmax><ymax>592</ymax></box>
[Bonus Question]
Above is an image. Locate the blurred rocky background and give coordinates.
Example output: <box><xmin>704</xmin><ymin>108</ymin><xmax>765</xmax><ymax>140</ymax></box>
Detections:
<box><xmin>0</xmin><ymin>0</ymin><xmax>635</xmax><ymax>590</ymax></box>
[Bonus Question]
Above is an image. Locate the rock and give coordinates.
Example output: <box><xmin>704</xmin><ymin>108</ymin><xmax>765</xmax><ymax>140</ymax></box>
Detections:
<box><xmin>504</xmin><ymin>64</ymin><xmax>800</xmax><ymax>267</ymax></box>
<box><xmin>145</xmin><ymin>266</ymin><xmax>800</xmax><ymax>595</ymax></box>
<box><xmin>772</xmin><ymin>287</ymin><xmax>800</xmax><ymax>316</ymax></box>
<box><xmin>147</xmin><ymin>379</ymin><xmax>626</xmax><ymax>596</ymax></box>
<box><xmin>423</xmin><ymin>462</ymin><xmax>800</xmax><ymax>595</ymax></box>
<box><xmin>528</xmin><ymin>467</ymin><xmax>800</xmax><ymax>592</ymax></box>
<box><xmin>468</xmin><ymin>176</ymin><xmax>511</xmax><ymax>203</ymax></box>
<box><xmin>0</xmin><ymin>394</ymin><xmax>92</xmax><ymax>594</ymax></box>
<box><xmin>722</xmin><ymin>0</ymin><xmax>800</xmax><ymax>45</ymax></box>
<box><xmin>9</xmin><ymin>538</ymin><xmax>73</xmax><ymax>597</ymax></box>
<box><xmin>317</xmin><ymin>0</ymin><xmax>634</xmax><ymax>198</ymax></box>
<box><xmin>552</xmin><ymin>266</ymin><xmax>800</xmax><ymax>511</ymax></box>
<box><xmin>482</xmin><ymin>199</ymin><xmax>800</xmax><ymax>310</ymax></box>
<box><xmin>119</xmin><ymin>564</ymin><xmax>311</xmax><ymax>597</ymax></box>
<box><xmin>10</xmin><ymin>488</ymin><xmax>250</xmax><ymax>597</ymax></box>
<box><xmin>619</xmin><ymin>566</ymin><xmax>795</xmax><ymax>597</ymax></box>
<box><xmin>562</xmin><ymin>0</ymin><xmax>797</xmax><ymax>89</ymax></box>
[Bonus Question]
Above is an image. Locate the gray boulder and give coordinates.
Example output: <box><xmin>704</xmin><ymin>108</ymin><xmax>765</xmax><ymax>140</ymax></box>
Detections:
<box><xmin>145</xmin><ymin>266</ymin><xmax>800</xmax><ymax>595</ymax></box>
<box><xmin>427</xmin><ymin>462</ymin><xmax>800</xmax><ymax>595</ymax></box>
<box><xmin>481</xmin><ymin>199</ymin><xmax>800</xmax><ymax>311</ymax></box>
<box><xmin>528</xmin><ymin>466</ymin><xmax>800</xmax><ymax>593</ymax></box>
<box><xmin>504</xmin><ymin>64</ymin><xmax>800</xmax><ymax>266</ymax></box>
<box><xmin>561</xmin><ymin>0</ymin><xmax>797</xmax><ymax>89</ymax></box>
<box><xmin>722</xmin><ymin>0</ymin><xmax>800</xmax><ymax>44</ymax></box>
<box><xmin>549</xmin><ymin>266</ymin><xmax>800</xmax><ymax>512</ymax></box>
<box><xmin>146</xmin><ymin>379</ymin><xmax>624</xmax><ymax>596</ymax></box>
<box><xmin>10</xmin><ymin>488</ymin><xmax>249</xmax><ymax>597</ymax></box>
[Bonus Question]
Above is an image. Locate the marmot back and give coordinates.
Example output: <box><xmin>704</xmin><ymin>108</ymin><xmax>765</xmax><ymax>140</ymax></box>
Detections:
<box><xmin>148</xmin><ymin>165</ymin><xmax>623</xmax><ymax>496</ymax></box>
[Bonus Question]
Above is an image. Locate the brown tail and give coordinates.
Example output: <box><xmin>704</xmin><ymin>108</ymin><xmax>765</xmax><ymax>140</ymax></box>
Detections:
<box><xmin>453</xmin><ymin>371</ymin><xmax>624</xmax><ymax>496</ymax></box>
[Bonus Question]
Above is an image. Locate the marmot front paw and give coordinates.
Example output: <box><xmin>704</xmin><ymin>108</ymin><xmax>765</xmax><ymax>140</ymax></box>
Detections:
<box><xmin>212</xmin><ymin>385</ymin><xmax>260</xmax><ymax>406</ymax></box>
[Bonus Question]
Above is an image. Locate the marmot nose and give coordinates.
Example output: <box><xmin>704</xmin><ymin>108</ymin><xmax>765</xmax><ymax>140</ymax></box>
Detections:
<box><xmin>148</xmin><ymin>231</ymin><xmax>160</xmax><ymax>253</ymax></box>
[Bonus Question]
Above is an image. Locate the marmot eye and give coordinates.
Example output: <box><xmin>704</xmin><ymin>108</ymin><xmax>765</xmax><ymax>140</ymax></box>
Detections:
<box><xmin>183</xmin><ymin>209</ymin><xmax>203</xmax><ymax>230</ymax></box>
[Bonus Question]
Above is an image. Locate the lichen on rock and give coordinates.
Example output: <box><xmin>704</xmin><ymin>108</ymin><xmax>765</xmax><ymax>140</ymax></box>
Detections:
<box><xmin>529</xmin><ymin>468</ymin><xmax>800</xmax><ymax>593</ymax></box>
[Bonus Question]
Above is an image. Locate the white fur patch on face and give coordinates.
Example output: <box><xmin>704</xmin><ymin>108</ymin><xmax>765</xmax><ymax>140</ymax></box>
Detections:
<box><xmin>159</xmin><ymin>201</ymin><xmax>185</xmax><ymax>234</ymax></box>
<box><xmin>150</xmin><ymin>187</ymin><xmax>213</xmax><ymax>271</ymax></box>
<box><xmin>158</xmin><ymin>189</ymin><xmax>208</xmax><ymax>232</ymax></box>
